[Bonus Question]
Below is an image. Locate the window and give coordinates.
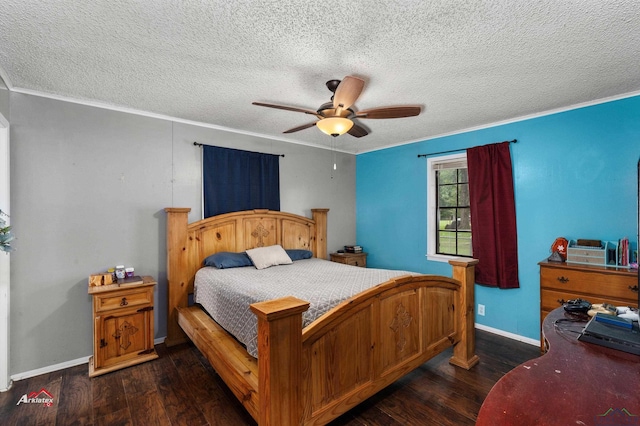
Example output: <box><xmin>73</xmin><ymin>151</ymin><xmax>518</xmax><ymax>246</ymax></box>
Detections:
<box><xmin>427</xmin><ymin>153</ymin><xmax>472</xmax><ymax>261</ymax></box>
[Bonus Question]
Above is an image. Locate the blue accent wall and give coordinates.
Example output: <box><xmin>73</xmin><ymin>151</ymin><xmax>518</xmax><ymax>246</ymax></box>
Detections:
<box><xmin>356</xmin><ymin>95</ymin><xmax>640</xmax><ymax>341</ymax></box>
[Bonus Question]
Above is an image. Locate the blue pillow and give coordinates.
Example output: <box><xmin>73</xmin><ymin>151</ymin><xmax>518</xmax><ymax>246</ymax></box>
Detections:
<box><xmin>285</xmin><ymin>249</ymin><xmax>313</xmax><ymax>261</ymax></box>
<box><xmin>203</xmin><ymin>252</ymin><xmax>253</xmax><ymax>269</ymax></box>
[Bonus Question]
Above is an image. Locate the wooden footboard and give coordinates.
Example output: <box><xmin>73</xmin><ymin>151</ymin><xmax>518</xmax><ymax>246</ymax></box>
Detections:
<box><xmin>165</xmin><ymin>207</ymin><xmax>478</xmax><ymax>425</ymax></box>
<box><xmin>298</xmin><ymin>263</ymin><xmax>478</xmax><ymax>424</ymax></box>
<box><xmin>175</xmin><ymin>262</ymin><xmax>478</xmax><ymax>425</ymax></box>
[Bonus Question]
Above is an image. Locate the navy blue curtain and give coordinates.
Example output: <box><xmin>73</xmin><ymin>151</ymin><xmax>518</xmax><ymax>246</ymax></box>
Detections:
<box><xmin>203</xmin><ymin>145</ymin><xmax>280</xmax><ymax>217</ymax></box>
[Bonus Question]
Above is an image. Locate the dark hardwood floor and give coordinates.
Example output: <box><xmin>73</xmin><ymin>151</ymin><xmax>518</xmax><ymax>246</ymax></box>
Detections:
<box><xmin>0</xmin><ymin>330</ymin><xmax>540</xmax><ymax>425</ymax></box>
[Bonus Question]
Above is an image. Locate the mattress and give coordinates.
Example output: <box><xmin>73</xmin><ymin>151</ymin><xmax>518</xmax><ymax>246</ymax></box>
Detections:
<box><xmin>194</xmin><ymin>257</ymin><xmax>412</xmax><ymax>357</ymax></box>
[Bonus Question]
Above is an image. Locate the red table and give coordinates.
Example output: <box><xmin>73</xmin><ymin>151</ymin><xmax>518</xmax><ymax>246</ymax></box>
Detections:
<box><xmin>476</xmin><ymin>308</ymin><xmax>640</xmax><ymax>425</ymax></box>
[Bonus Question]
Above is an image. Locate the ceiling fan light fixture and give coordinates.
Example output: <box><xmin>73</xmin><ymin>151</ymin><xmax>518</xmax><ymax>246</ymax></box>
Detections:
<box><xmin>316</xmin><ymin>117</ymin><xmax>354</xmax><ymax>137</ymax></box>
<box><xmin>252</xmin><ymin>75</ymin><xmax>420</xmax><ymax>138</ymax></box>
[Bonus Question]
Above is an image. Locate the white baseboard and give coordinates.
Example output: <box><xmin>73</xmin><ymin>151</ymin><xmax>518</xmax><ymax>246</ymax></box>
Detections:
<box><xmin>10</xmin><ymin>356</ymin><xmax>91</xmax><ymax>382</ymax></box>
<box><xmin>8</xmin><ymin>336</ymin><xmax>167</xmax><ymax>384</ymax></box>
<box><xmin>475</xmin><ymin>323</ymin><xmax>539</xmax><ymax>346</ymax></box>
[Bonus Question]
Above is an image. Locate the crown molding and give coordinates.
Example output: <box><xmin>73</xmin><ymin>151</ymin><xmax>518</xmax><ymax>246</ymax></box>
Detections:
<box><xmin>0</xmin><ymin>65</ymin><xmax>12</xmax><ymax>91</ymax></box>
<box><xmin>6</xmin><ymin>82</ymin><xmax>640</xmax><ymax>157</ymax></box>
<box><xmin>358</xmin><ymin>89</ymin><xmax>640</xmax><ymax>155</ymax></box>
<box><xmin>7</xmin><ymin>86</ymin><xmax>353</xmax><ymax>155</ymax></box>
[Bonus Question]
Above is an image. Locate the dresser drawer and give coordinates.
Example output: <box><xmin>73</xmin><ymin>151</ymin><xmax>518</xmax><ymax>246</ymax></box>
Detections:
<box><xmin>540</xmin><ymin>267</ymin><xmax>637</xmax><ymax>302</ymax></box>
<box><xmin>541</xmin><ymin>289</ymin><xmax>633</xmax><ymax>312</ymax></box>
<box><xmin>94</xmin><ymin>287</ymin><xmax>153</xmax><ymax>313</ymax></box>
<box><xmin>541</xmin><ymin>289</ymin><xmax>583</xmax><ymax>312</ymax></box>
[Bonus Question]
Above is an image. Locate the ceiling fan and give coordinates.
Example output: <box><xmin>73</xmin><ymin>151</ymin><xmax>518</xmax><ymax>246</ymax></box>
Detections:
<box><xmin>252</xmin><ymin>76</ymin><xmax>421</xmax><ymax>138</ymax></box>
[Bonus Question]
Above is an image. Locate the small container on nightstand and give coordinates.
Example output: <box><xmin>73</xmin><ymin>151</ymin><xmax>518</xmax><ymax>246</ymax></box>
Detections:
<box><xmin>88</xmin><ymin>275</ymin><xmax>158</xmax><ymax>377</ymax></box>
<box><xmin>330</xmin><ymin>252</ymin><xmax>368</xmax><ymax>268</ymax></box>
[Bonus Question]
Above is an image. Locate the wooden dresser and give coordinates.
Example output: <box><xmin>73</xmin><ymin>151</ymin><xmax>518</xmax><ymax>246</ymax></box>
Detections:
<box><xmin>88</xmin><ymin>276</ymin><xmax>158</xmax><ymax>377</ymax></box>
<box><xmin>539</xmin><ymin>259</ymin><xmax>638</xmax><ymax>346</ymax></box>
<box><xmin>330</xmin><ymin>252</ymin><xmax>367</xmax><ymax>268</ymax></box>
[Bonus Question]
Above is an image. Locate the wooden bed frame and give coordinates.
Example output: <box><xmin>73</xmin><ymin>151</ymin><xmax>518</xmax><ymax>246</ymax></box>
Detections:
<box><xmin>165</xmin><ymin>207</ymin><xmax>479</xmax><ymax>425</ymax></box>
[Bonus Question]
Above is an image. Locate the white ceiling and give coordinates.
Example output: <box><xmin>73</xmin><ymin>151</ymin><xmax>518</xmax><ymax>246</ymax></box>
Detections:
<box><xmin>1</xmin><ymin>1</ymin><xmax>640</xmax><ymax>154</ymax></box>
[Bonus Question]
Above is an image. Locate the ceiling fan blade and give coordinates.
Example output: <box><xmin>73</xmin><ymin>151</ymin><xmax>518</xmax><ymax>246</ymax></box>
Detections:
<box><xmin>347</xmin><ymin>123</ymin><xmax>368</xmax><ymax>138</ymax></box>
<box><xmin>283</xmin><ymin>121</ymin><xmax>317</xmax><ymax>133</ymax></box>
<box><xmin>252</xmin><ymin>102</ymin><xmax>319</xmax><ymax>116</ymax></box>
<box><xmin>333</xmin><ymin>76</ymin><xmax>365</xmax><ymax>110</ymax></box>
<box><xmin>356</xmin><ymin>106</ymin><xmax>421</xmax><ymax>119</ymax></box>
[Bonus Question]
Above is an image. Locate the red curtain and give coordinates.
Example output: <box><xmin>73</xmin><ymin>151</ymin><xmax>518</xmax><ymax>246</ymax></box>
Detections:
<box><xmin>467</xmin><ymin>142</ymin><xmax>519</xmax><ymax>289</ymax></box>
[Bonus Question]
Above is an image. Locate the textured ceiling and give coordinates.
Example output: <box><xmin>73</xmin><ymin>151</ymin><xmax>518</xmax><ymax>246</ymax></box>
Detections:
<box><xmin>1</xmin><ymin>1</ymin><xmax>640</xmax><ymax>153</ymax></box>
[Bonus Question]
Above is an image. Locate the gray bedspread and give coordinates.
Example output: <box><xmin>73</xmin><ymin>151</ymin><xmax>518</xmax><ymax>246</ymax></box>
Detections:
<box><xmin>194</xmin><ymin>257</ymin><xmax>412</xmax><ymax>358</ymax></box>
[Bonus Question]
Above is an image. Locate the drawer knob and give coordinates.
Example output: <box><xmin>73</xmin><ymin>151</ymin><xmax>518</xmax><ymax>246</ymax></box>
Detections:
<box><xmin>120</xmin><ymin>297</ymin><xmax>128</xmax><ymax>306</ymax></box>
<box><xmin>630</xmin><ymin>285</ymin><xmax>639</xmax><ymax>293</ymax></box>
<box><xmin>557</xmin><ymin>276</ymin><xmax>569</xmax><ymax>284</ymax></box>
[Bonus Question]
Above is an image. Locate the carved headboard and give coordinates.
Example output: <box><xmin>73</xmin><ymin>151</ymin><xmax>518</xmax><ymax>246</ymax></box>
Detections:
<box><xmin>164</xmin><ymin>207</ymin><xmax>329</xmax><ymax>345</ymax></box>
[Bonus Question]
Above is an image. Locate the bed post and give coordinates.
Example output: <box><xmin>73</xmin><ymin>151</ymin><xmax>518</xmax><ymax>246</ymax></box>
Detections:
<box><xmin>448</xmin><ymin>258</ymin><xmax>480</xmax><ymax>369</ymax></box>
<box><xmin>165</xmin><ymin>207</ymin><xmax>192</xmax><ymax>346</ymax></box>
<box><xmin>250</xmin><ymin>296</ymin><xmax>310</xmax><ymax>426</ymax></box>
<box><xmin>311</xmin><ymin>208</ymin><xmax>329</xmax><ymax>260</ymax></box>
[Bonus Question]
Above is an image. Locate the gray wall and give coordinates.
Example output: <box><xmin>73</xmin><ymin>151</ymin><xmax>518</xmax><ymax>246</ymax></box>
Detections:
<box><xmin>0</xmin><ymin>87</ymin><xmax>9</xmax><ymax>120</ymax></box>
<box><xmin>9</xmin><ymin>92</ymin><xmax>356</xmax><ymax>374</ymax></box>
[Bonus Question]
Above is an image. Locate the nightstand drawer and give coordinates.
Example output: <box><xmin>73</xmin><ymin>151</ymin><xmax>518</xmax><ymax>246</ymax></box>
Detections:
<box><xmin>95</xmin><ymin>287</ymin><xmax>152</xmax><ymax>313</ymax></box>
<box><xmin>330</xmin><ymin>252</ymin><xmax>367</xmax><ymax>268</ymax></box>
<box><xmin>343</xmin><ymin>256</ymin><xmax>366</xmax><ymax>267</ymax></box>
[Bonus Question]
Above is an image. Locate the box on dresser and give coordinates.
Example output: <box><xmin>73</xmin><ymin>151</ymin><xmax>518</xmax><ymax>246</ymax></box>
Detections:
<box><xmin>566</xmin><ymin>242</ymin><xmax>607</xmax><ymax>266</ymax></box>
<box><xmin>566</xmin><ymin>239</ymin><xmax>631</xmax><ymax>268</ymax></box>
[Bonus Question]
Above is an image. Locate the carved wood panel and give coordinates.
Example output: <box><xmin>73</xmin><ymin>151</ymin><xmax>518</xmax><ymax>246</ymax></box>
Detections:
<box><xmin>378</xmin><ymin>290</ymin><xmax>421</xmax><ymax>373</ymax></box>
<box><xmin>100</xmin><ymin>309</ymin><xmax>150</xmax><ymax>368</ymax></box>
<box><xmin>243</xmin><ymin>217</ymin><xmax>277</xmax><ymax>249</ymax></box>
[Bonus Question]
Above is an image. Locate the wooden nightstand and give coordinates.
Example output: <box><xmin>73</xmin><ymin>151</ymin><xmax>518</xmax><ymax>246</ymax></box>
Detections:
<box><xmin>330</xmin><ymin>252</ymin><xmax>368</xmax><ymax>268</ymax></box>
<box><xmin>88</xmin><ymin>275</ymin><xmax>158</xmax><ymax>377</ymax></box>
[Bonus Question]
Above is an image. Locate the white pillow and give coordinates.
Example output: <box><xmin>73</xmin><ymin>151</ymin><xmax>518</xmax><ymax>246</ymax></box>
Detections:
<box><xmin>246</xmin><ymin>245</ymin><xmax>293</xmax><ymax>270</ymax></box>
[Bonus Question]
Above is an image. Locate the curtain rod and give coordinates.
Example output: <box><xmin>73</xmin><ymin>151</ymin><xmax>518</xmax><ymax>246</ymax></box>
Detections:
<box><xmin>417</xmin><ymin>139</ymin><xmax>517</xmax><ymax>158</ymax></box>
<box><xmin>193</xmin><ymin>141</ymin><xmax>285</xmax><ymax>157</ymax></box>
